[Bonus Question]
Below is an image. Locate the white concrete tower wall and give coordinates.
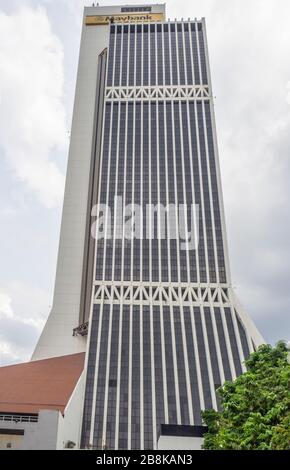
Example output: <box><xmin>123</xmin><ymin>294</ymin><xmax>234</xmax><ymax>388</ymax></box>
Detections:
<box><xmin>33</xmin><ymin>4</ymin><xmax>167</xmax><ymax>360</ymax></box>
<box><xmin>32</xmin><ymin>6</ymin><xmax>112</xmax><ymax>360</ymax></box>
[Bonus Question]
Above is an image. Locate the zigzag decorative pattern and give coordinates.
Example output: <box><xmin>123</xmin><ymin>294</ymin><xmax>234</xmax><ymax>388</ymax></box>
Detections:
<box><xmin>92</xmin><ymin>282</ymin><xmax>230</xmax><ymax>306</ymax></box>
<box><xmin>105</xmin><ymin>85</ymin><xmax>210</xmax><ymax>101</ymax></box>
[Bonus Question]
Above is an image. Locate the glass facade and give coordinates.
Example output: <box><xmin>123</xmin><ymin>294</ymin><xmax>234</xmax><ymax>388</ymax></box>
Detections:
<box><xmin>106</xmin><ymin>22</ymin><xmax>208</xmax><ymax>87</ymax></box>
<box><xmin>81</xmin><ymin>303</ymin><xmax>251</xmax><ymax>449</ymax></box>
<box><xmin>81</xmin><ymin>19</ymin><xmax>254</xmax><ymax>450</ymax></box>
<box><xmin>96</xmin><ymin>21</ymin><xmax>226</xmax><ymax>284</ymax></box>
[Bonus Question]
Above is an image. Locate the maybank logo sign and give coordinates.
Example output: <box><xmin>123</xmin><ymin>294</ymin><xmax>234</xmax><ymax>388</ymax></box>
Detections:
<box><xmin>85</xmin><ymin>13</ymin><xmax>165</xmax><ymax>25</ymax></box>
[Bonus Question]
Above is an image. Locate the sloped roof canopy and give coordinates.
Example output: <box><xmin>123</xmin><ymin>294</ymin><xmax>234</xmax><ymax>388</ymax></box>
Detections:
<box><xmin>0</xmin><ymin>353</ymin><xmax>85</xmax><ymax>415</ymax></box>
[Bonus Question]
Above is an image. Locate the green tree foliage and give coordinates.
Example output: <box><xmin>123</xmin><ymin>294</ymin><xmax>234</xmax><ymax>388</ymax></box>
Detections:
<box><xmin>202</xmin><ymin>341</ymin><xmax>290</xmax><ymax>450</ymax></box>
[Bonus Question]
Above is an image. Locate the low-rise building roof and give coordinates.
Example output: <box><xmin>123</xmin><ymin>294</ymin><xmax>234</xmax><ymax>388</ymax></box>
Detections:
<box><xmin>0</xmin><ymin>353</ymin><xmax>85</xmax><ymax>415</ymax></box>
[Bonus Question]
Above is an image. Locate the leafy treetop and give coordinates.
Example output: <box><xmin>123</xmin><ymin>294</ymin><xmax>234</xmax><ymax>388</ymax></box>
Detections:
<box><xmin>202</xmin><ymin>341</ymin><xmax>290</xmax><ymax>450</ymax></box>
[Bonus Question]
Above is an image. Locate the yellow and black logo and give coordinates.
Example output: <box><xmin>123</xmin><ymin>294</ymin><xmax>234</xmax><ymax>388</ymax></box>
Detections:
<box><xmin>85</xmin><ymin>13</ymin><xmax>165</xmax><ymax>26</ymax></box>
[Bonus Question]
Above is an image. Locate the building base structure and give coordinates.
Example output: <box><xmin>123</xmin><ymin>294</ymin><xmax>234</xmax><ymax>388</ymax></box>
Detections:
<box><xmin>0</xmin><ymin>354</ymin><xmax>85</xmax><ymax>450</ymax></box>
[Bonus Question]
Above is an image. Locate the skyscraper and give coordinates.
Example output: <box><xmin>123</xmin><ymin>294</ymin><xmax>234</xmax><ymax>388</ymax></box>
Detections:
<box><xmin>32</xmin><ymin>4</ymin><xmax>264</xmax><ymax>450</ymax></box>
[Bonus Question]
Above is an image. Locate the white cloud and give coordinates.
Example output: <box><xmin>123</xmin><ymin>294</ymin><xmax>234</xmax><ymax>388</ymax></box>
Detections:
<box><xmin>42</xmin><ymin>0</ymin><xmax>85</xmax><ymax>24</ymax></box>
<box><xmin>287</xmin><ymin>82</ymin><xmax>290</xmax><ymax>105</ymax></box>
<box><xmin>0</xmin><ymin>340</ymin><xmax>22</xmax><ymax>365</ymax></box>
<box><xmin>0</xmin><ymin>6</ymin><xmax>67</xmax><ymax>208</ymax></box>
<box><xmin>0</xmin><ymin>283</ymin><xmax>51</xmax><ymax>365</ymax></box>
<box><xmin>0</xmin><ymin>292</ymin><xmax>13</xmax><ymax>319</ymax></box>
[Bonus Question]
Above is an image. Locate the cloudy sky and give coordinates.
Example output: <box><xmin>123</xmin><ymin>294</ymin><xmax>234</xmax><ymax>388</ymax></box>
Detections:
<box><xmin>0</xmin><ymin>0</ymin><xmax>289</xmax><ymax>365</ymax></box>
